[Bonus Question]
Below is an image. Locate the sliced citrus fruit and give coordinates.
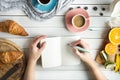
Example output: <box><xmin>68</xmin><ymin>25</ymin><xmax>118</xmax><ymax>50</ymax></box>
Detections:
<box><xmin>109</xmin><ymin>28</ymin><xmax>120</xmax><ymax>45</ymax></box>
<box><xmin>105</xmin><ymin>43</ymin><xmax>117</xmax><ymax>55</ymax></box>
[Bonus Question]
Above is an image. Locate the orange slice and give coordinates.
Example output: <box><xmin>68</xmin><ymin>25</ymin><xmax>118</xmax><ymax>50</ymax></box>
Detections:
<box><xmin>105</xmin><ymin>43</ymin><xmax>117</xmax><ymax>55</ymax></box>
<box><xmin>109</xmin><ymin>28</ymin><xmax>120</xmax><ymax>45</ymax></box>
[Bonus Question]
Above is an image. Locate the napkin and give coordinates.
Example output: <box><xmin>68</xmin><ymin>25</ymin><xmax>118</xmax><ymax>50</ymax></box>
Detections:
<box><xmin>107</xmin><ymin>0</ymin><xmax>120</xmax><ymax>28</ymax></box>
<box><xmin>108</xmin><ymin>17</ymin><xmax>120</xmax><ymax>28</ymax></box>
<box><xmin>0</xmin><ymin>0</ymin><xmax>73</xmax><ymax>21</ymax></box>
<box><xmin>110</xmin><ymin>0</ymin><xmax>120</xmax><ymax>17</ymax></box>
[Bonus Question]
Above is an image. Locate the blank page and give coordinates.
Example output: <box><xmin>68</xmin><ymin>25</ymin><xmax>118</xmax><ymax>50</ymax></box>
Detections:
<box><xmin>61</xmin><ymin>36</ymin><xmax>81</xmax><ymax>65</ymax></box>
<box><xmin>41</xmin><ymin>37</ymin><xmax>62</xmax><ymax>68</ymax></box>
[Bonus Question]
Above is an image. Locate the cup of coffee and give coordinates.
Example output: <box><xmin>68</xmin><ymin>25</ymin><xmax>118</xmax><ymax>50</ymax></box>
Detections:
<box><xmin>72</xmin><ymin>14</ymin><xmax>86</xmax><ymax>29</ymax></box>
<box><xmin>37</xmin><ymin>0</ymin><xmax>50</xmax><ymax>5</ymax></box>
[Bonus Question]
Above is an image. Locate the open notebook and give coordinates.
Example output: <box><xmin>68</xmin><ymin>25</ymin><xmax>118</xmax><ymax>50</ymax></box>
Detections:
<box><xmin>41</xmin><ymin>36</ymin><xmax>81</xmax><ymax>68</ymax></box>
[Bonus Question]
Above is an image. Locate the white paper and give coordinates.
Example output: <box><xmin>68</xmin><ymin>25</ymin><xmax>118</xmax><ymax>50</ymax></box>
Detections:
<box><xmin>41</xmin><ymin>36</ymin><xmax>81</xmax><ymax>68</ymax></box>
<box><xmin>41</xmin><ymin>37</ymin><xmax>62</xmax><ymax>68</ymax></box>
<box><xmin>61</xmin><ymin>36</ymin><xmax>81</xmax><ymax>65</ymax></box>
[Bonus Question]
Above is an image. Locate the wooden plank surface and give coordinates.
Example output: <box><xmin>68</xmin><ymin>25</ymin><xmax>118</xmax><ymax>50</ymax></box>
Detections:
<box><xmin>35</xmin><ymin>71</ymin><xmax>120</xmax><ymax>80</ymax></box>
<box><xmin>72</xmin><ymin>0</ymin><xmax>113</xmax><ymax>4</ymax></box>
<box><xmin>0</xmin><ymin>5</ymin><xmax>111</xmax><ymax>16</ymax></box>
<box><xmin>0</xmin><ymin>0</ymin><xmax>119</xmax><ymax>80</ymax></box>
<box><xmin>0</xmin><ymin>16</ymin><xmax>110</xmax><ymax>28</ymax></box>
<box><xmin>6</xmin><ymin>38</ymin><xmax>103</xmax><ymax>50</ymax></box>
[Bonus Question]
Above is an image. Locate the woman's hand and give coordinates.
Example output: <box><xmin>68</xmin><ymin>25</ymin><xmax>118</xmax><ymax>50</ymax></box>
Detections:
<box><xmin>71</xmin><ymin>39</ymin><xmax>94</xmax><ymax>65</ymax></box>
<box><xmin>71</xmin><ymin>39</ymin><xmax>107</xmax><ymax>80</ymax></box>
<box><xmin>29</xmin><ymin>35</ymin><xmax>47</xmax><ymax>63</ymax></box>
<box><xmin>24</xmin><ymin>35</ymin><xmax>47</xmax><ymax>80</ymax></box>
<box><xmin>72</xmin><ymin>39</ymin><xmax>107</xmax><ymax>80</ymax></box>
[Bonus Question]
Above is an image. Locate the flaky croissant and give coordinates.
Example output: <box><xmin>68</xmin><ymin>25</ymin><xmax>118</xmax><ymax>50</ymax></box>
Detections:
<box><xmin>0</xmin><ymin>20</ymin><xmax>28</xmax><ymax>36</ymax></box>
<box><xmin>0</xmin><ymin>51</ymin><xmax>23</xmax><ymax>64</ymax></box>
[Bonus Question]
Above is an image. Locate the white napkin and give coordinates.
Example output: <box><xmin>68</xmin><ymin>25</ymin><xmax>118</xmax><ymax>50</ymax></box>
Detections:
<box><xmin>108</xmin><ymin>17</ymin><xmax>120</xmax><ymax>28</ymax></box>
<box><xmin>110</xmin><ymin>0</ymin><xmax>120</xmax><ymax>17</ymax></box>
<box><xmin>108</xmin><ymin>0</ymin><xmax>120</xmax><ymax>28</ymax></box>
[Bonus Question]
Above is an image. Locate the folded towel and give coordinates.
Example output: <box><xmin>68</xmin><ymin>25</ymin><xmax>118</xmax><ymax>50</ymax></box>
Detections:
<box><xmin>0</xmin><ymin>0</ymin><xmax>73</xmax><ymax>21</ymax></box>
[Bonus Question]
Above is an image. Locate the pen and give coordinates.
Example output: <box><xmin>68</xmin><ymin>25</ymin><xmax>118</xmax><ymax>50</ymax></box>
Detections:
<box><xmin>74</xmin><ymin>46</ymin><xmax>90</xmax><ymax>53</ymax></box>
<box><xmin>68</xmin><ymin>43</ymin><xmax>90</xmax><ymax>53</ymax></box>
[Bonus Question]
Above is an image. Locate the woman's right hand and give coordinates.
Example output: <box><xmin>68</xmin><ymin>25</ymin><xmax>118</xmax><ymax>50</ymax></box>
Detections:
<box><xmin>71</xmin><ymin>39</ymin><xmax>95</xmax><ymax>65</ymax></box>
<box><xmin>71</xmin><ymin>40</ymin><xmax>107</xmax><ymax>80</ymax></box>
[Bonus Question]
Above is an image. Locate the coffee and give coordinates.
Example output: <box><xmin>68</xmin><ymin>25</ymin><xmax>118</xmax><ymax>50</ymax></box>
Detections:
<box><xmin>72</xmin><ymin>15</ymin><xmax>85</xmax><ymax>28</ymax></box>
<box><xmin>39</xmin><ymin>0</ymin><xmax>50</xmax><ymax>4</ymax></box>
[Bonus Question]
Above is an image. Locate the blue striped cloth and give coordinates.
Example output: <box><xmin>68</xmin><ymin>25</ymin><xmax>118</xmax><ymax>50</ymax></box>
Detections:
<box><xmin>0</xmin><ymin>0</ymin><xmax>73</xmax><ymax>21</ymax></box>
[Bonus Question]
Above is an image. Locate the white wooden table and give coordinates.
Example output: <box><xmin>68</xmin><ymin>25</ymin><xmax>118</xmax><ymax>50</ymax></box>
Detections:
<box><xmin>0</xmin><ymin>0</ymin><xmax>120</xmax><ymax>80</ymax></box>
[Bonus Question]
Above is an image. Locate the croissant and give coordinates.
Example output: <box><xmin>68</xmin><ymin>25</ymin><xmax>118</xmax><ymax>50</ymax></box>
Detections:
<box><xmin>0</xmin><ymin>51</ymin><xmax>23</xmax><ymax>64</ymax></box>
<box><xmin>0</xmin><ymin>61</ymin><xmax>4</xmax><ymax>67</ymax></box>
<box><xmin>0</xmin><ymin>20</ymin><xmax>28</xmax><ymax>36</ymax></box>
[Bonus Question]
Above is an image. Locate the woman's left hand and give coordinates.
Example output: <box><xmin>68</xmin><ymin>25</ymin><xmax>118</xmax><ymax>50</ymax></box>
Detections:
<box><xmin>29</xmin><ymin>35</ymin><xmax>47</xmax><ymax>63</ymax></box>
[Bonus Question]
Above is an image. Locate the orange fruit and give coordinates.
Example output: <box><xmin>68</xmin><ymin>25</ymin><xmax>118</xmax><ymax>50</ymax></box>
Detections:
<box><xmin>105</xmin><ymin>43</ymin><xmax>117</xmax><ymax>55</ymax></box>
<box><xmin>109</xmin><ymin>28</ymin><xmax>120</xmax><ymax>45</ymax></box>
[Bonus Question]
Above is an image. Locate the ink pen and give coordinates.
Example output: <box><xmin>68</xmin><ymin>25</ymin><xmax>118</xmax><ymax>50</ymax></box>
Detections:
<box><xmin>68</xmin><ymin>43</ymin><xmax>90</xmax><ymax>53</ymax></box>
